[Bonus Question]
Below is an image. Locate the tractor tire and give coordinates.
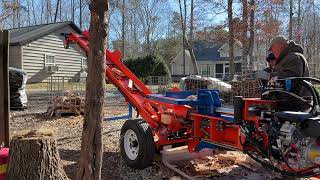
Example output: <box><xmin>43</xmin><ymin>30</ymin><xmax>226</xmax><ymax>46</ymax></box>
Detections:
<box><xmin>120</xmin><ymin>119</ymin><xmax>155</xmax><ymax>169</ymax></box>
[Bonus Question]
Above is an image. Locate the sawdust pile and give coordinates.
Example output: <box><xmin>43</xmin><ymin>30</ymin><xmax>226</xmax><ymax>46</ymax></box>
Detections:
<box><xmin>179</xmin><ymin>151</ymin><xmax>265</xmax><ymax>179</ymax></box>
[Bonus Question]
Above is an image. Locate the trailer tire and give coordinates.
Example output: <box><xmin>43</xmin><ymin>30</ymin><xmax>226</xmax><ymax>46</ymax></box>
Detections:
<box><xmin>120</xmin><ymin>119</ymin><xmax>155</xmax><ymax>169</ymax></box>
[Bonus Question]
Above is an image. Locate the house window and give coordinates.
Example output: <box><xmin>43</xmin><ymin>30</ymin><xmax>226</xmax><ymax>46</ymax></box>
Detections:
<box><xmin>215</xmin><ymin>64</ymin><xmax>223</xmax><ymax>78</ymax></box>
<box><xmin>235</xmin><ymin>63</ymin><xmax>242</xmax><ymax>73</ymax></box>
<box><xmin>81</xmin><ymin>58</ymin><xmax>87</xmax><ymax>69</ymax></box>
<box><xmin>225</xmin><ymin>66</ymin><xmax>229</xmax><ymax>77</ymax></box>
<box><xmin>200</xmin><ymin>64</ymin><xmax>211</xmax><ymax>76</ymax></box>
<box><xmin>45</xmin><ymin>54</ymin><xmax>55</xmax><ymax>66</ymax></box>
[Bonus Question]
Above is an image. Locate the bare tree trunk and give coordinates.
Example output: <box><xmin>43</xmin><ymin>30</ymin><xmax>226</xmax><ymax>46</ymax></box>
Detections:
<box><xmin>16</xmin><ymin>0</ymin><xmax>21</xmax><ymax>27</ymax></box>
<box><xmin>6</xmin><ymin>130</ymin><xmax>67</xmax><ymax>180</ymax></box>
<box><xmin>248</xmin><ymin>0</ymin><xmax>255</xmax><ymax>71</ymax></box>
<box><xmin>122</xmin><ymin>0</ymin><xmax>125</xmax><ymax>57</ymax></box>
<box><xmin>32</xmin><ymin>0</ymin><xmax>37</xmax><ymax>24</ymax></box>
<box><xmin>313</xmin><ymin>1</ymin><xmax>316</xmax><ymax>77</ymax></box>
<box><xmin>133</xmin><ymin>13</ymin><xmax>138</xmax><ymax>48</ymax></box>
<box><xmin>12</xmin><ymin>3</ymin><xmax>16</xmax><ymax>27</ymax></box>
<box><xmin>27</xmin><ymin>0</ymin><xmax>31</xmax><ymax>26</ymax></box>
<box><xmin>76</xmin><ymin>0</ymin><xmax>108</xmax><ymax>180</ymax></box>
<box><xmin>178</xmin><ymin>0</ymin><xmax>186</xmax><ymax>75</ymax></box>
<box><xmin>60</xmin><ymin>0</ymin><xmax>62</xmax><ymax>21</ymax></box>
<box><xmin>188</xmin><ymin>0</ymin><xmax>199</xmax><ymax>75</ymax></box>
<box><xmin>80</xmin><ymin>0</ymin><xmax>83</xmax><ymax>29</ymax></box>
<box><xmin>296</xmin><ymin>0</ymin><xmax>301</xmax><ymax>43</ymax></box>
<box><xmin>46</xmin><ymin>0</ymin><xmax>50</xmax><ymax>23</ymax></box>
<box><xmin>54</xmin><ymin>0</ymin><xmax>61</xmax><ymax>23</ymax></box>
<box><xmin>41</xmin><ymin>1</ymin><xmax>44</xmax><ymax>23</ymax></box>
<box><xmin>71</xmin><ymin>0</ymin><xmax>75</xmax><ymax>22</ymax></box>
<box><xmin>241</xmin><ymin>0</ymin><xmax>248</xmax><ymax>75</ymax></box>
<box><xmin>228</xmin><ymin>0</ymin><xmax>235</xmax><ymax>80</ymax></box>
<box><xmin>288</xmin><ymin>0</ymin><xmax>293</xmax><ymax>40</ymax></box>
<box><xmin>183</xmin><ymin>0</ymin><xmax>187</xmax><ymax>74</ymax></box>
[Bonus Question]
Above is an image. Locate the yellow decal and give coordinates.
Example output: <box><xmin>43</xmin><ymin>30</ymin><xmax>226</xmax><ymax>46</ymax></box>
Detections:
<box><xmin>0</xmin><ymin>164</ymin><xmax>7</xmax><ymax>174</ymax></box>
<box><xmin>309</xmin><ymin>151</ymin><xmax>320</xmax><ymax>160</ymax></box>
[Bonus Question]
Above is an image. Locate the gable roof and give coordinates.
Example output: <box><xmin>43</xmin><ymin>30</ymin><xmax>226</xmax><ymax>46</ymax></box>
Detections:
<box><xmin>8</xmin><ymin>21</ymin><xmax>82</xmax><ymax>46</ymax></box>
<box><xmin>193</xmin><ymin>40</ymin><xmax>224</xmax><ymax>61</ymax></box>
<box><xmin>192</xmin><ymin>40</ymin><xmax>242</xmax><ymax>61</ymax></box>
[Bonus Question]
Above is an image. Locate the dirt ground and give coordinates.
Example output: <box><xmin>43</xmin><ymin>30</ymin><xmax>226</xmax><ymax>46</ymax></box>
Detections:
<box><xmin>9</xmin><ymin>90</ymin><xmax>301</xmax><ymax>180</ymax></box>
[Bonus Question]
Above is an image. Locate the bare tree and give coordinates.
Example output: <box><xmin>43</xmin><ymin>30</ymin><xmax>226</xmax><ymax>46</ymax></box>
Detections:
<box><xmin>177</xmin><ymin>0</ymin><xmax>199</xmax><ymax>75</ymax></box>
<box><xmin>241</xmin><ymin>0</ymin><xmax>248</xmax><ymax>74</ymax></box>
<box><xmin>26</xmin><ymin>0</ymin><xmax>31</xmax><ymax>26</ymax></box>
<box><xmin>188</xmin><ymin>0</ymin><xmax>199</xmax><ymax>75</ymax></box>
<box><xmin>227</xmin><ymin>0</ymin><xmax>235</xmax><ymax>80</ymax></box>
<box><xmin>178</xmin><ymin>0</ymin><xmax>186</xmax><ymax>75</ymax></box>
<box><xmin>54</xmin><ymin>0</ymin><xmax>61</xmax><ymax>23</ymax></box>
<box><xmin>31</xmin><ymin>0</ymin><xmax>37</xmax><ymax>24</ymax></box>
<box><xmin>77</xmin><ymin>0</ymin><xmax>109</xmax><ymax>180</ymax></box>
<box><xmin>80</xmin><ymin>0</ymin><xmax>83</xmax><ymax>29</ymax></box>
<box><xmin>45</xmin><ymin>0</ymin><xmax>51</xmax><ymax>23</ymax></box>
<box><xmin>59</xmin><ymin>0</ymin><xmax>62</xmax><ymax>21</ymax></box>
<box><xmin>296</xmin><ymin>0</ymin><xmax>302</xmax><ymax>43</ymax></box>
<box><xmin>71</xmin><ymin>0</ymin><xmax>75</xmax><ymax>22</ymax></box>
<box><xmin>122</xmin><ymin>0</ymin><xmax>125</xmax><ymax>57</ymax></box>
<box><xmin>136</xmin><ymin>0</ymin><xmax>164</xmax><ymax>54</ymax></box>
<box><xmin>248</xmin><ymin>0</ymin><xmax>255</xmax><ymax>69</ymax></box>
<box><xmin>288</xmin><ymin>0</ymin><xmax>293</xmax><ymax>39</ymax></box>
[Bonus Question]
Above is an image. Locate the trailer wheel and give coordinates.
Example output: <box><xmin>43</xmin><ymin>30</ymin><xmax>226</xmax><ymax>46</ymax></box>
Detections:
<box><xmin>120</xmin><ymin>119</ymin><xmax>155</xmax><ymax>169</ymax></box>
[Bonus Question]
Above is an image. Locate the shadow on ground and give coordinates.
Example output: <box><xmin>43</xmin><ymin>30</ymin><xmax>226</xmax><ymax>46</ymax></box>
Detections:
<box><xmin>59</xmin><ymin>149</ymin><xmax>122</xmax><ymax>180</ymax></box>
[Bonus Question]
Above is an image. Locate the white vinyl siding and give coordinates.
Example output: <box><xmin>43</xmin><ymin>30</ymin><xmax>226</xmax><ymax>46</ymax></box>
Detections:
<box><xmin>22</xmin><ymin>26</ymin><xmax>86</xmax><ymax>83</ymax></box>
<box><xmin>9</xmin><ymin>46</ymin><xmax>22</xmax><ymax>69</ymax></box>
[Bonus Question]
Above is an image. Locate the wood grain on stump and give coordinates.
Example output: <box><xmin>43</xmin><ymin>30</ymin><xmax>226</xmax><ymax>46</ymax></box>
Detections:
<box><xmin>6</xmin><ymin>129</ymin><xmax>67</xmax><ymax>180</ymax></box>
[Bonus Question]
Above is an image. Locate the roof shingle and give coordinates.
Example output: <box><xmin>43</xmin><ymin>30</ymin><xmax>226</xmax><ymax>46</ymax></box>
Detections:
<box><xmin>8</xmin><ymin>21</ymin><xmax>82</xmax><ymax>45</ymax></box>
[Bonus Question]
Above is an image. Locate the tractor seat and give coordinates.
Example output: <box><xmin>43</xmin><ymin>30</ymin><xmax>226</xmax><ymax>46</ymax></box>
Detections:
<box><xmin>274</xmin><ymin>111</ymin><xmax>313</xmax><ymax>123</ymax></box>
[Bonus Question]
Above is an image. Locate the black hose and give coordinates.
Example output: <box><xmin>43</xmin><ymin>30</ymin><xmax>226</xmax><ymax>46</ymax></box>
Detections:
<box><xmin>262</xmin><ymin>77</ymin><xmax>320</xmax><ymax>114</ymax></box>
<box><xmin>301</xmin><ymin>80</ymin><xmax>320</xmax><ymax>115</ymax></box>
<box><xmin>277</xmin><ymin>77</ymin><xmax>320</xmax><ymax>84</ymax></box>
<box><xmin>262</xmin><ymin>90</ymin><xmax>312</xmax><ymax>107</ymax></box>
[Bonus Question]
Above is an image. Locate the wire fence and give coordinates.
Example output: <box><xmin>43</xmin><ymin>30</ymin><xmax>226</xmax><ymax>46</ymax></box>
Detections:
<box><xmin>145</xmin><ymin>76</ymin><xmax>173</xmax><ymax>94</ymax></box>
<box><xmin>24</xmin><ymin>76</ymin><xmax>173</xmax><ymax>116</ymax></box>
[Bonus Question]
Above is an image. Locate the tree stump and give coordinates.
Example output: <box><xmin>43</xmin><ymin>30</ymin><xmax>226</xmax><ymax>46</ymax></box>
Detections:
<box><xmin>6</xmin><ymin>129</ymin><xmax>67</xmax><ymax>180</ymax></box>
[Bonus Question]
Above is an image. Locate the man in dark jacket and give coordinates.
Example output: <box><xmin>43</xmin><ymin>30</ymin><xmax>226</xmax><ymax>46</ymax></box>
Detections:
<box><xmin>265</xmin><ymin>36</ymin><xmax>311</xmax><ymax>111</ymax></box>
<box><xmin>268</xmin><ymin>35</ymin><xmax>309</xmax><ymax>79</ymax></box>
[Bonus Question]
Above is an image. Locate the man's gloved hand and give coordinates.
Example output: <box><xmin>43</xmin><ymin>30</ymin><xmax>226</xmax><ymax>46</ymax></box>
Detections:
<box><xmin>267</xmin><ymin>76</ymin><xmax>278</xmax><ymax>86</ymax></box>
<box><xmin>256</xmin><ymin>70</ymin><xmax>270</xmax><ymax>80</ymax></box>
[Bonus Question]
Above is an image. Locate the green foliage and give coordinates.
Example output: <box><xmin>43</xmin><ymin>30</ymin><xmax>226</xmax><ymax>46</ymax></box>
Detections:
<box><xmin>124</xmin><ymin>55</ymin><xmax>168</xmax><ymax>81</ymax></box>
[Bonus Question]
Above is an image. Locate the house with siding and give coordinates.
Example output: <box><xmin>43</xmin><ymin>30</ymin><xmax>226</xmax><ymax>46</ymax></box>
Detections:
<box><xmin>171</xmin><ymin>40</ymin><xmax>243</xmax><ymax>80</ymax></box>
<box><xmin>8</xmin><ymin>21</ymin><xmax>87</xmax><ymax>83</ymax></box>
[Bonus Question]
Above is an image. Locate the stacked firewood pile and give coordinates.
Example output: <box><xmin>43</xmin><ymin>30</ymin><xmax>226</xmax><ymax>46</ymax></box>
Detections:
<box><xmin>46</xmin><ymin>91</ymin><xmax>85</xmax><ymax>117</ymax></box>
<box><xmin>231</xmin><ymin>80</ymin><xmax>261</xmax><ymax>100</ymax></box>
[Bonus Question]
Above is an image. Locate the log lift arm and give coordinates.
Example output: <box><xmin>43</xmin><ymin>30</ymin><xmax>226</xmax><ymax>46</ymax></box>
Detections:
<box><xmin>63</xmin><ymin>31</ymin><xmax>160</xmax><ymax>128</ymax></box>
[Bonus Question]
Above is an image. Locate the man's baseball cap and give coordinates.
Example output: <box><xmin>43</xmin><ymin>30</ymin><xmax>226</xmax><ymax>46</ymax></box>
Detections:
<box><xmin>268</xmin><ymin>35</ymin><xmax>289</xmax><ymax>51</ymax></box>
